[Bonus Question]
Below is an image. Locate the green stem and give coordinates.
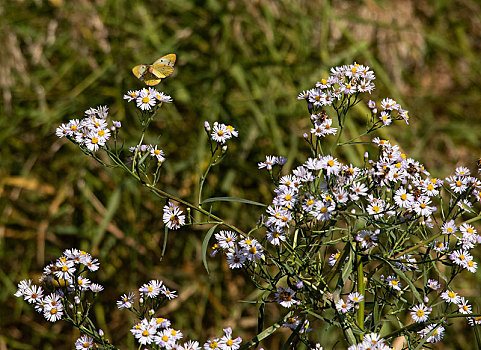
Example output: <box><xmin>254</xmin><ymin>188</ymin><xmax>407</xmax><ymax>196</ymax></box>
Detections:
<box><xmin>357</xmin><ymin>253</ymin><xmax>365</xmax><ymax>334</ymax></box>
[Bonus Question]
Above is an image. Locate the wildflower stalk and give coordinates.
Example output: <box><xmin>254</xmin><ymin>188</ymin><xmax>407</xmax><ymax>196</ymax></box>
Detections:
<box><xmin>356</xmin><ymin>252</ymin><xmax>365</xmax><ymax>333</ymax></box>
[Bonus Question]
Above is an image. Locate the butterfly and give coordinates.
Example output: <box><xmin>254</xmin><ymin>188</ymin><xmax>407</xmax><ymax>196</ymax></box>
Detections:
<box><xmin>131</xmin><ymin>54</ymin><xmax>176</xmax><ymax>86</ymax></box>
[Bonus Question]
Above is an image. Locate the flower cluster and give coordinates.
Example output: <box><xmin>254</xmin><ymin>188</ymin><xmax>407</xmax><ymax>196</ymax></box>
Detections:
<box><xmin>368</xmin><ymin>98</ymin><xmax>409</xmax><ymax>125</ymax></box>
<box><xmin>123</xmin><ymin>87</ymin><xmax>173</xmax><ymax>111</ymax></box>
<box><xmin>204</xmin><ymin>121</ymin><xmax>239</xmax><ymax>145</ymax></box>
<box><xmin>56</xmin><ymin>106</ymin><xmax>118</xmax><ymax>152</ymax></box>
<box><xmin>207</xmin><ymin>62</ymin><xmax>481</xmax><ymax>348</ymax></box>
<box><xmin>298</xmin><ymin>63</ymin><xmax>376</xmax><ymax>108</ymax></box>
<box><xmin>213</xmin><ymin>230</ymin><xmax>264</xmax><ymax>269</ymax></box>
<box><xmin>118</xmin><ymin>279</ymin><xmax>242</xmax><ymax>349</ymax></box>
<box><xmin>129</xmin><ymin>144</ymin><xmax>166</xmax><ymax>163</ymax></box>
<box><xmin>15</xmin><ymin>249</ymin><xmax>102</xmax><ymax>323</ymax></box>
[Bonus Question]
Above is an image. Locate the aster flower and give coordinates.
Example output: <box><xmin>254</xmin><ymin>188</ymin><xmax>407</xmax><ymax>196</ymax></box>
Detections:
<box><xmin>275</xmin><ymin>287</ymin><xmax>300</xmax><ymax>308</ymax></box>
<box><xmin>117</xmin><ymin>292</ymin><xmax>135</xmax><ymax>310</ymax></box>
<box><xmin>75</xmin><ymin>335</ymin><xmax>94</xmax><ymax>350</ymax></box>
<box><xmin>410</xmin><ymin>303</ymin><xmax>431</xmax><ymax>323</ymax></box>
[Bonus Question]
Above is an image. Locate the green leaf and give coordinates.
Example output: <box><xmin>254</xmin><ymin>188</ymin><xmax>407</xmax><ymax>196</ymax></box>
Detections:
<box><xmin>160</xmin><ymin>226</ymin><xmax>169</xmax><ymax>260</ymax></box>
<box><xmin>201</xmin><ymin>196</ymin><xmax>266</xmax><ymax>207</ymax></box>
<box><xmin>202</xmin><ymin>224</ymin><xmax>219</xmax><ymax>274</ymax></box>
<box><xmin>92</xmin><ymin>187</ymin><xmax>121</xmax><ymax>251</ymax></box>
<box><xmin>474</xmin><ymin>321</ymin><xmax>481</xmax><ymax>349</ymax></box>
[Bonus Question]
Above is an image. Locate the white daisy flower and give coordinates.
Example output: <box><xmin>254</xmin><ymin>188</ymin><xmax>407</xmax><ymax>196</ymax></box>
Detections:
<box><xmin>136</xmin><ymin>89</ymin><xmax>156</xmax><ymax>111</ymax></box>
<box><xmin>75</xmin><ymin>335</ymin><xmax>94</xmax><ymax>349</ymax></box>
<box><xmin>410</xmin><ymin>303</ymin><xmax>431</xmax><ymax>323</ymax></box>
<box><xmin>117</xmin><ymin>292</ymin><xmax>135</xmax><ymax>310</ymax></box>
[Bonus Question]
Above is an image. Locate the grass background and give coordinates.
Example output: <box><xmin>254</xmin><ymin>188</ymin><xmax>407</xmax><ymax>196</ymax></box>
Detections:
<box><xmin>1</xmin><ymin>0</ymin><xmax>481</xmax><ymax>348</ymax></box>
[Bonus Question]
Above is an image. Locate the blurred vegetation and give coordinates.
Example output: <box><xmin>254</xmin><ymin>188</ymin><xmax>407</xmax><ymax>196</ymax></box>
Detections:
<box><xmin>1</xmin><ymin>0</ymin><xmax>481</xmax><ymax>348</ymax></box>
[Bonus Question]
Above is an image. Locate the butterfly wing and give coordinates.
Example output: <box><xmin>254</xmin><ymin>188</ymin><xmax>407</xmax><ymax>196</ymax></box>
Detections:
<box><xmin>150</xmin><ymin>64</ymin><xmax>174</xmax><ymax>79</ymax></box>
<box><xmin>142</xmin><ymin>71</ymin><xmax>163</xmax><ymax>86</ymax></box>
<box><xmin>153</xmin><ymin>53</ymin><xmax>176</xmax><ymax>67</ymax></box>
<box><xmin>132</xmin><ymin>65</ymin><xmax>149</xmax><ymax>80</ymax></box>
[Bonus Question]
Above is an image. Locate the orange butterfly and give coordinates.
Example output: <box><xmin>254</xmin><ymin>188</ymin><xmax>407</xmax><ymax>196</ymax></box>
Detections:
<box><xmin>132</xmin><ymin>54</ymin><xmax>176</xmax><ymax>86</ymax></box>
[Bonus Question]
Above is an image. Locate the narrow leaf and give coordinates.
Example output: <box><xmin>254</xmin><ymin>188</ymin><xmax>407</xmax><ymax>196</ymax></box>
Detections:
<box><xmin>202</xmin><ymin>196</ymin><xmax>266</xmax><ymax>207</ymax></box>
<box><xmin>202</xmin><ymin>224</ymin><xmax>219</xmax><ymax>274</ymax></box>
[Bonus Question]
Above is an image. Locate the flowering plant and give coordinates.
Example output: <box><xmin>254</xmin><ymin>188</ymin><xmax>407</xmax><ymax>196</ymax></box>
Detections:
<box><xmin>16</xmin><ymin>62</ymin><xmax>481</xmax><ymax>349</ymax></box>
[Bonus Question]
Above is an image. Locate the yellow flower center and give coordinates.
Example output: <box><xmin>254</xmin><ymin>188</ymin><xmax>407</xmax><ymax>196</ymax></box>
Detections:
<box><xmin>448</xmin><ymin>291</ymin><xmax>455</xmax><ymax>298</ymax></box>
<box><xmin>98</xmin><ymin>129</ymin><xmax>105</xmax><ymax>137</ymax></box>
<box><xmin>249</xmin><ymin>247</ymin><xmax>257</xmax><ymax>254</ymax></box>
<box><xmin>91</xmin><ymin>137</ymin><xmax>98</xmax><ymax>144</ymax></box>
<box><xmin>373</xmin><ymin>206</ymin><xmax>380</xmax><ymax>213</ymax></box>
<box><xmin>210</xmin><ymin>342</ymin><xmax>218</xmax><ymax>348</ymax></box>
<box><xmin>142</xmin><ymin>96</ymin><xmax>150</xmax><ymax>103</ymax></box>
<box><xmin>50</xmin><ymin>308</ymin><xmax>57</xmax><ymax>315</ymax></box>
<box><xmin>401</xmin><ymin>194</ymin><xmax>407</xmax><ymax>200</ymax></box>
<box><xmin>321</xmin><ymin>78</ymin><xmax>327</xmax><ymax>85</ymax></box>
<box><xmin>142</xmin><ymin>330</ymin><xmax>149</xmax><ymax>337</ymax></box>
<box><xmin>217</xmin><ymin>130</ymin><xmax>224</xmax><ymax>136</ymax></box>
<box><xmin>416</xmin><ymin>310</ymin><xmax>424</xmax><ymax>317</ymax></box>
<box><xmin>391</xmin><ymin>280</ymin><xmax>398</xmax><ymax>286</ymax></box>
<box><xmin>227</xmin><ymin>339</ymin><xmax>234</xmax><ymax>346</ymax></box>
